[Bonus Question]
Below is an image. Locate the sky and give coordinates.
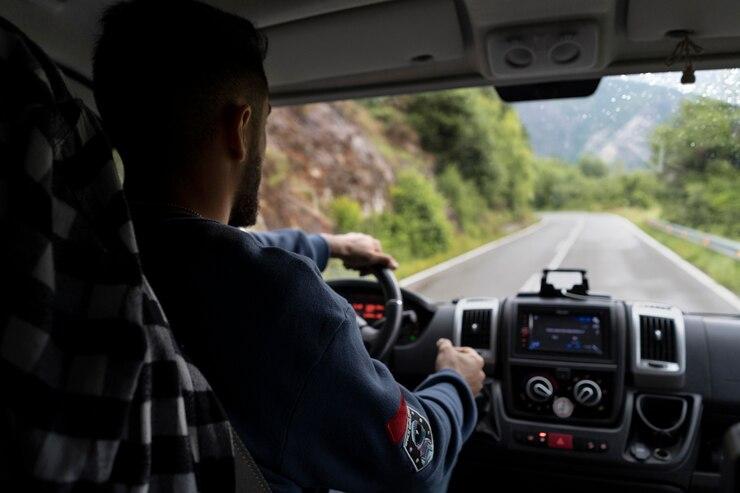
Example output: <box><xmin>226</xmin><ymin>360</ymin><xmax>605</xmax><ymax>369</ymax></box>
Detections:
<box><xmin>623</xmin><ymin>68</ymin><xmax>740</xmax><ymax>105</ymax></box>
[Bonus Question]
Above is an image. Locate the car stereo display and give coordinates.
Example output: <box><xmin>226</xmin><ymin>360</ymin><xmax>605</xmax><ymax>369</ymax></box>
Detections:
<box><xmin>518</xmin><ymin>310</ymin><xmax>607</xmax><ymax>356</ymax></box>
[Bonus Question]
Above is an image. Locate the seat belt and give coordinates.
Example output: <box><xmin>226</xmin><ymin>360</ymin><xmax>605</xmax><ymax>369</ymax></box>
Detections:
<box><xmin>230</xmin><ymin>425</ymin><xmax>272</xmax><ymax>493</ymax></box>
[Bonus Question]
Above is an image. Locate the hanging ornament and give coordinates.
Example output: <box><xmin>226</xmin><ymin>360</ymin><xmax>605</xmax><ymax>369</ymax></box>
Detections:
<box><xmin>665</xmin><ymin>30</ymin><xmax>703</xmax><ymax>85</ymax></box>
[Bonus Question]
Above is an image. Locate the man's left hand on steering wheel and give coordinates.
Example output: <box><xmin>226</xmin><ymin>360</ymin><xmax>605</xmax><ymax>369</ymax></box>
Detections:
<box><xmin>322</xmin><ymin>232</ymin><xmax>399</xmax><ymax>273</ymax></box>
<box><xmin>323</xmin><ymin>232</ymin><xmax>402</xmax><ymax>361</ymax></box>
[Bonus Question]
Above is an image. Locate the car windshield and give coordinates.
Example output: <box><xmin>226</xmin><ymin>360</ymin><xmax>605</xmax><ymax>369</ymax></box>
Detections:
<box><xmin>259</xmin><ymin>69</ymin><xmax>739</xmax><ymax>314</ymax></box>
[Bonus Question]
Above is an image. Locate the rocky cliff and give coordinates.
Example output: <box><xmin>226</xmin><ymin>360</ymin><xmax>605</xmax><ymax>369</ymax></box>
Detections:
<box><xmin>258</xmin><ymin>100</ymin><xmax>429</xmax><ymax>232</ymax></box>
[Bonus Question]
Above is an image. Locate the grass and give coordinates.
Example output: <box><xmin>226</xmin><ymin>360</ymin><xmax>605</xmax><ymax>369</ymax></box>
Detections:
<box><xmin>616</xmin><ymin>208</ymin><xmax>740</xmax><ymax>296</ymax></box>
<box><xmin>323</xmin><ymin>214</ymin><xmax>538</xmax><ymax>281</ymax></box>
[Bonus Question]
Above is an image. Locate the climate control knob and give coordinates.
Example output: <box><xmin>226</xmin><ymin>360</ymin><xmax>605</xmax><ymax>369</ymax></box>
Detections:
<box><xmin>525</xmin><ymin>376</ymin><xmax>554</xmax><ymax>403</ymax></box>
<box><xmin>573</xmin><ymin>379</ymin><xmax>602</xmax><ymax>407</ymax></box>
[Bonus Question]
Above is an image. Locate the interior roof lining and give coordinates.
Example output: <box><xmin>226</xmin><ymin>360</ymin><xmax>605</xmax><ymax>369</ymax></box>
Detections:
<box><xmin>30</xmin><ymin>0</ymin><xmax>740</xmax><ymax>107</ymax></box>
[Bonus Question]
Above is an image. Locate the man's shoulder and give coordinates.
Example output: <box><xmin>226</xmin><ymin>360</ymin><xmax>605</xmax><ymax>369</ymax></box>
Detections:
<box><xmin>170</xmin><ymin>218</ymin><xmax>351</xmax><ymax>315</ymax></box>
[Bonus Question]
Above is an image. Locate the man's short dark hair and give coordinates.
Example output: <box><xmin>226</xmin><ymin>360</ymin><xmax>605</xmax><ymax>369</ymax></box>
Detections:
<box><xmin>93</xmin><ymin>0</ymin><xmax>268</xmax><ymax>182</ymax></box>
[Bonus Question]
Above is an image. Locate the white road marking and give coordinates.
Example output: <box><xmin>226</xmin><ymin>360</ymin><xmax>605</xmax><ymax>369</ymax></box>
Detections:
<box><xmin>548</xmin><ymin>217</ymin><xmax>585</xmax><ymax>270</ymax></box>
<box><xmin>615</xmin><ymin>214</ymin><xmax>740</xmax><ymax>312</ymax></box>
<box><xmin>519</xmin><ymin>273</ymin><xmax>541</xmax><ymax>293</ymax></box>
<box><xmin>518</xmin><ymin>217</ymin><xmax>585</xmax><ymax>293</ymax></box>
<box><xmin>400</xmin><ymin>220</ymin><xmax>547</xmax><ymax>288</ymax></box>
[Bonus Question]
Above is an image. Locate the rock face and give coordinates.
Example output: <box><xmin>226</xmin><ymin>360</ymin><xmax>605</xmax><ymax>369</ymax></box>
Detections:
<box><xmin>258</xmin><ymin>101</ymin><xmax>397</xmax><ymax>232</ymax></box>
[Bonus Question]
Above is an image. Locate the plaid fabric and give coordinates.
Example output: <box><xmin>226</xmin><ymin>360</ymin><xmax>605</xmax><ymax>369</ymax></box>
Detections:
<box><xmin>0</xmin><ymin>18</ymin><xmax>253</xmax><ymax>491</ymax></box>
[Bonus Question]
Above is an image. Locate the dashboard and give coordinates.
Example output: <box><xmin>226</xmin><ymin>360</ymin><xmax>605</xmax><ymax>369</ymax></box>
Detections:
<box><xmin>330</xmin><ymin>279</ymin><xmax>436</xmax><ymax>346</ymax></box>
<box><xmin>329</xmin><ymin>277</ymin><xmax>740</xmax><ymax>493</ymax></box>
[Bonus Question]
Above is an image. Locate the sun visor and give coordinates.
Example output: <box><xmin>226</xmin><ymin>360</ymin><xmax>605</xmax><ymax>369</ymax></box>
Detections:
<box><xmin>263</xmin><ymin>0</ymin><xmax>464</xmax><ymax>87</ymax></box>
<box><xmin>626</xmin><ymin>0</ymin><xmax>740</xmax><ymax>41</ymax></box>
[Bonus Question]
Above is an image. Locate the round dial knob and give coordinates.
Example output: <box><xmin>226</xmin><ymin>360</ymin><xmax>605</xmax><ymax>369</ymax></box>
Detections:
<box><xmin>525</xmin><ymin>376</ymin><xmax>554</xmax><ymax>403</ymax></box>
<box><xmin>573</xmin><ymin>379</ymin><xmax>602</xmax><ymax>407</ymax></box>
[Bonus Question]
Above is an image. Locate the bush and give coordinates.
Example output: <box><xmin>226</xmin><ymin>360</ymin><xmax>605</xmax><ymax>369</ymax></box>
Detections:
<box><xmin>390</xmin><ymin>169</ymin><xmax>453</xmax><ymax>257</ymax></box>
<box><xmin>364</xmin><ymin>169</ymin><xmax>453</xmax><ymax>259</ymax></box>
<box><xmin>329</xmin><ymin>196</ymin><xmax>364</xmax><ymax>233</ymax></box>
<box><xmin>437</xmin><ymin>167</ymin><xmax>487</xmax><ymax>234</ymax></box>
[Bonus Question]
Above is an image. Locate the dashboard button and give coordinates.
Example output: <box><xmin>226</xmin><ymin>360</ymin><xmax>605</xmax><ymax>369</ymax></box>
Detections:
<box><xmin>552</xmin><ymin>397</ymin><xmax>574</xmax><ymax>418</ymax></box>
<box><xmin>630</xmin><ymin>443</ymin><xmax>651</xmax><ymax>461</ymax></box>
<box><xmin>547</xmin><ymin>433</ymin><xmax>573</xmax><ymax>450</ymax></box>
<box><xmin>556</xmin><ymin>368</ymin><xmax>572</xmax><ymax>381</ymax></box>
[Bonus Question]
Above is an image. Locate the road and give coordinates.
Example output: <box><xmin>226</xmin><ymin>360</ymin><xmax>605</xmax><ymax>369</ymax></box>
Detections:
<box><xmin>402</xmin><ymin>212</ymin><xmax>740</xmax><ymax>314</ymax></box>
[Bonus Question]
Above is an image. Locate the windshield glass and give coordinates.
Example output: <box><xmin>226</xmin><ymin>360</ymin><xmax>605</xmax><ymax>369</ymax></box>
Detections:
<box><xmin>259</xmin><ymin>69</ymin><xmax>739</xmax><ymax>314</ymax></box>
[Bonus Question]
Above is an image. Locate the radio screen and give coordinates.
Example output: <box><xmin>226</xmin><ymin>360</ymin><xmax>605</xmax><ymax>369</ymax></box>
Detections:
<box><xmin>522</xmin><ymin>312</ymin><xmax>605</xmax><ymax>356</ymax></box>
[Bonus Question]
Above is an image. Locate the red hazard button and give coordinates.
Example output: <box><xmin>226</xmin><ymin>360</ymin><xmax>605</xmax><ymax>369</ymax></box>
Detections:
<box><xmin>547</xmin><ymin>433</ymin><xmax>573</xmax><ymax>450</ymax></box>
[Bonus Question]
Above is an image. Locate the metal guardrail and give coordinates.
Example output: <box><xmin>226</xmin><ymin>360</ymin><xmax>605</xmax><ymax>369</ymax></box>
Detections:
<box><xmin>647</xmin><ymin>219</ymin><xmax>740</xmax><ymax>259</ymax></box>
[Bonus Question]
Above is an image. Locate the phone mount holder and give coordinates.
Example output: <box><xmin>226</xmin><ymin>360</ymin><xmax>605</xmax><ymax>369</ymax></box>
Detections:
<box><xmin>539</xmin><ymin>269</ymin><xmax>590</xmax><ymax>297</ymax></box>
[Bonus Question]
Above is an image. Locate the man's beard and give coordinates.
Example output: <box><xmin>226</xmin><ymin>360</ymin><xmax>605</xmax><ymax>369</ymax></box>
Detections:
<box><xmin>228</xmin><ymin>156</ymin><xmax>262</xmax><ymax>227</ymax></box>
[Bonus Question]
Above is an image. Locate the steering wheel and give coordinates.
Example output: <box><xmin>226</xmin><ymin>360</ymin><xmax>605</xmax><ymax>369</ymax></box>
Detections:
<box><xmin>356</xmin><ymin>267</ymin><xmax>404</xmax><ymax>361</ymax></box>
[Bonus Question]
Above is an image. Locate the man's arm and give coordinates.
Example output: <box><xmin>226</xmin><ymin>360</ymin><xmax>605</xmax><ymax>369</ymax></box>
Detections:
<box><xmin>250</xmin><ymin>230</ymin><xmax>398</xmax><ymax>273</ymax></box>
<box><xmin>250</xmin><ymin>229</ymin><xmax>331</xmax><ymax>270</ymax></box>
<box><xmin>278</xmin><ymin>304</ymin><xmax>479</xmax><ymax>492</ymax></box>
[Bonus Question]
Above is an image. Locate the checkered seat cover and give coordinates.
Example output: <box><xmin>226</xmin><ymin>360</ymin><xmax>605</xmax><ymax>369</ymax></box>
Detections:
<box><xmin>0</xmin><ymin>17</ymin><xmax>268</xmax><ymax>492</ymax></box>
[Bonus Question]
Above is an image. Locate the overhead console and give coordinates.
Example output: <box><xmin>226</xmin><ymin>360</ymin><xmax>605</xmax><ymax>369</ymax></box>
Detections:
<box><xmin>486</xmin><ymin>21</ymin><xmax>600</xmax><ymax>79</ymax></box>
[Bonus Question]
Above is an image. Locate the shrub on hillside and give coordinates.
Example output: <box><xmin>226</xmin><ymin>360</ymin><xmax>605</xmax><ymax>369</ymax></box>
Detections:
<box><xmin>329</xmin><ymin>196</ymin><xmax>364</xmax><ymax>233</ymax></box>
<box><xmin>437</xmin><ymin>167</ymin><xmax>487</xmax><ymax>234</ymax></box>
<box><xmin>362</xmin><ymin>169</ymin><xmax>453</xmax><ymax>259</ymax></box>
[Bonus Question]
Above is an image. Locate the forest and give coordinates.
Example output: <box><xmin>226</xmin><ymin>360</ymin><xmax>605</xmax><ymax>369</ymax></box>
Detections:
<box><xmin>324</xmin><ymin>87</ymin><xmax>738</xmax><ymax>276</ymax></box>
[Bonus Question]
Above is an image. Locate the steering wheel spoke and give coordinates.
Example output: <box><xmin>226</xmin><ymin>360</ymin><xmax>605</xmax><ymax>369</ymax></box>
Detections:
<box><xmin>329</xmin><ymin>267</ymin><xmax>403</xmax><ymax>361</ymax></box>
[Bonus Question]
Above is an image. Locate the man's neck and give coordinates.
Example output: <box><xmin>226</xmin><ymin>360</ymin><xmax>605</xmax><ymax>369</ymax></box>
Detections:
<box><xmin>126</xmin><ymin>181</ymin><xmax>232</xmax><ymax>224</ymax></box>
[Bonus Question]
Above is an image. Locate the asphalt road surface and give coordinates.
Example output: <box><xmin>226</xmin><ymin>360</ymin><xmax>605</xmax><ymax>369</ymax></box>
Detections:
<box><xmin>402</xmin><ymin>212</ymin><xmax>740</xmax><ymax>314</ymax></box>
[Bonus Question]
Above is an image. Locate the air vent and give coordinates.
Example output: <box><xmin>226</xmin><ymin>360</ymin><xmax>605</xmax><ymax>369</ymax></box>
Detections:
<box><xmin>454</xmin><ymin>298</ymin><xmax>499</xmax><ymax>367</ymax></box>
<box><xmin>640</xmin><ymin>316</ymin><xmax>677</xmax><ymax>363</ymax></box>
<box><xmin>630</xmin><ymin>302</ymin><xmax>685</xmax><ymax>388</ymax></box>
<box><xmin>461</xmin><ymin>309</ymin><xmax>491</xmax><ymax>349</ymax></box>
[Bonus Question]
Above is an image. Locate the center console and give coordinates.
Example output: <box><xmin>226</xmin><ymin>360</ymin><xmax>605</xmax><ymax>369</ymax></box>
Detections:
<box><xmin>503</xmin><ymin>299</ymin><xmax>625</xmax><ymax>426</ymax></box>
<box><xmin>462</xmin><ymin>270</ymin><xmax>703</xmax><ymax>489</ymax></box>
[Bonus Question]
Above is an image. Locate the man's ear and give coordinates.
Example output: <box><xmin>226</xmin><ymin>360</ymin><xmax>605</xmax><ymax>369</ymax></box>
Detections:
<box><xmin>226</xmin><ymin>103</ymin><xmax>252</xmax><ymax>162</ymax></box>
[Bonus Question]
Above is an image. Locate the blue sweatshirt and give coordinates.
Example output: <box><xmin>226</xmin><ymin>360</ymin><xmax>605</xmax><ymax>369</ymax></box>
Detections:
<box><xmin>131</xmin><ymin>205</ymin><xmax>477</xmax><ymax>492</ymax></box>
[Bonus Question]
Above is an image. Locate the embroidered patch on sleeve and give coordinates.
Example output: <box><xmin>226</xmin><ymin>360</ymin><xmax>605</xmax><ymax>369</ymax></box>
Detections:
<box><xmin>402</xmin><ymin>405</ymin><xmax>434</xmax><ymax>472</ymax></box>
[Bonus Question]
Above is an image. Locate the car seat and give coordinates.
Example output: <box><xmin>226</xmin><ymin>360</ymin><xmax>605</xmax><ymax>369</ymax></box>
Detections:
<box><xmin>0</xmin><ymin>17</ymin><xmax>268</xmax><ymax>492</ymax></box>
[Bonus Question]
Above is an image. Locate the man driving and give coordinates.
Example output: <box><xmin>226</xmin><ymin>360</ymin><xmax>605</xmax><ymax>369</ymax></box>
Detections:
<box><xmin>92</xmin><ymin>1</ymin><xmax>484</xmax><ymax>491</ymax></box>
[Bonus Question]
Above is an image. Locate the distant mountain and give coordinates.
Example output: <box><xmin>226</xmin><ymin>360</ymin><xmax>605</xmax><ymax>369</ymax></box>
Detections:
<box><xmin>513</xmin><ymin>79</ymin><xmax>687</xmax><ymax>169</ymax></box>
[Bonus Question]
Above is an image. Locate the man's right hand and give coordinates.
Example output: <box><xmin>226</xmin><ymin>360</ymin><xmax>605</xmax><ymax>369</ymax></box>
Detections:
<box><xmin>434</xmin><ymin>338</ymin><xmax>485</xmax><ymax>396</ymax></box>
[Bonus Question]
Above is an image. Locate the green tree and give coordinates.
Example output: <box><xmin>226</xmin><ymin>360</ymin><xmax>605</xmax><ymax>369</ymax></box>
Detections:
<box><xmin>402</xmin><ymin>88</ymin><xmax>537</xmax><ymax>213</ymax></box>
<box><xmin>403</xmin><ymin>89</ymin><xmax>509</xmax><ymax>207</ymax></box>
<box><xmin>488</xmin><ymin>103</ymin><xmax>535</xmax><ymax>214</ymax></box>
<box><xmin>651</xmin><ymin>98</ymin><xmax>740</xmax><ymax>237</ymax></box>
<box><xmin>578</xmin><ymin>155</ymin><xmax>609</xmax><ymax>178</ymax></box>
